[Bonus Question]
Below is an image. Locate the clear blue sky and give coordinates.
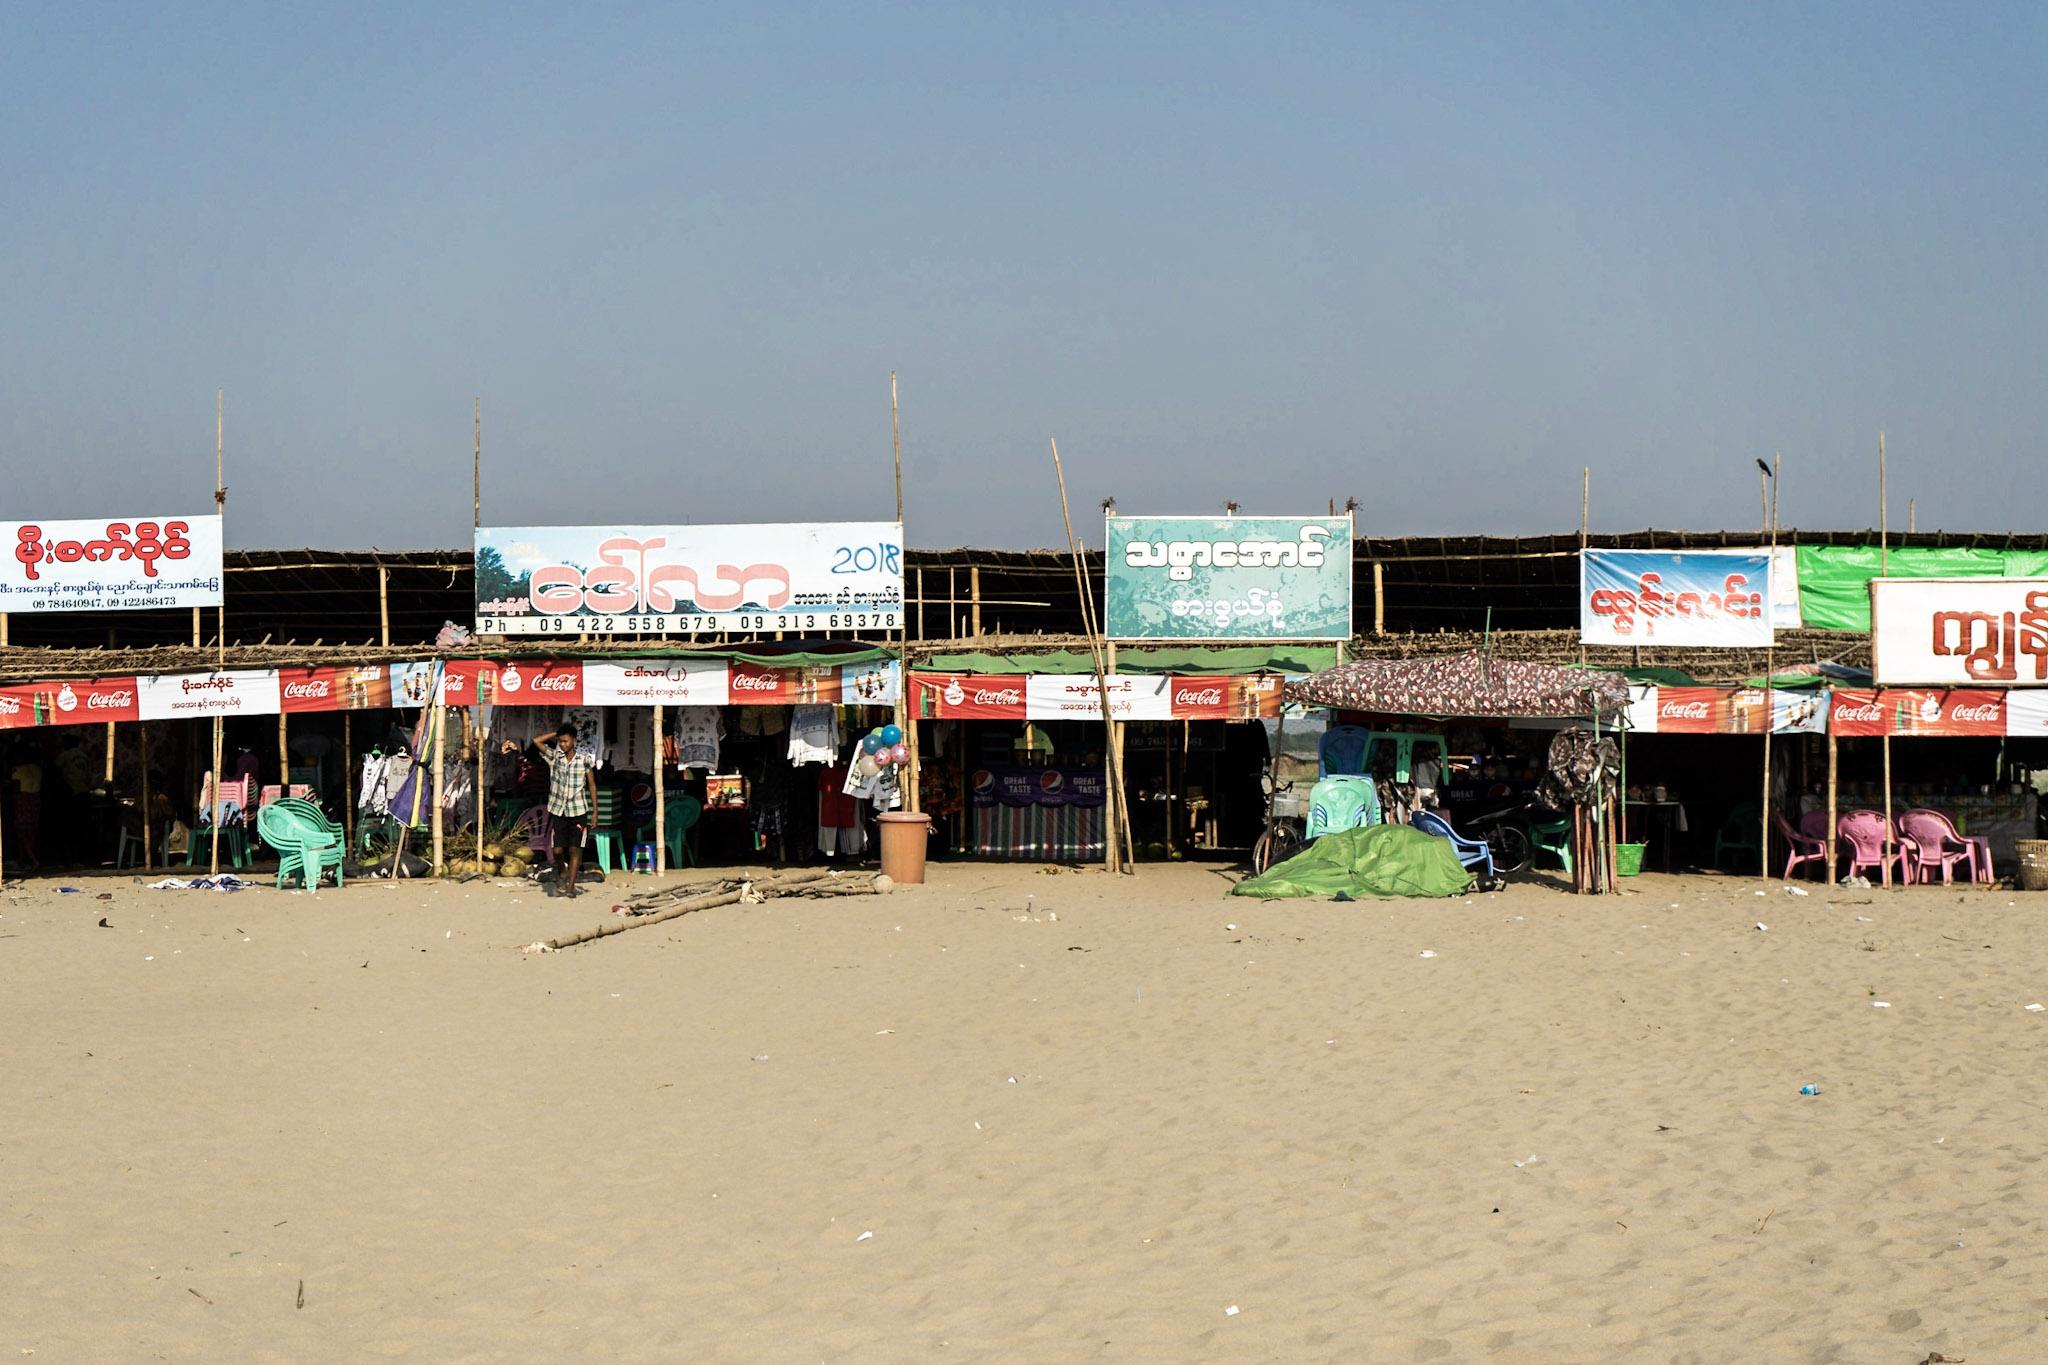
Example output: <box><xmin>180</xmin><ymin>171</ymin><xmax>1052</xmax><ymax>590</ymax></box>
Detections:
<box><xmin>3</xmin><ymin>2</ymin><xmax>2043</xmax><ymax>549</ymax></box>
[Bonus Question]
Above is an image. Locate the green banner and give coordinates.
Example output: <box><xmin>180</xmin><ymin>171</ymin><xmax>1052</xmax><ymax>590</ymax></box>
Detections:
<box><xmin>1796</xmin><ymin>546</ymin><xmax>2048</xmax><ymax>631</ymax></box>
<box><xmin>1105</xmin><ymin>515</ymin><xmax>1352</xmax><ymax>641</ymax></box>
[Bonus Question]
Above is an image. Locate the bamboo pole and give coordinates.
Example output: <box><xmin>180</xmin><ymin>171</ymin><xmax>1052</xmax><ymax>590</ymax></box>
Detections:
<box><xmin>1825</xmin><ymin>729</ymin><xmax>1838</xmax><ymax>883</ymax></box>
<box><xmin>192</xmin><ymin>608</ymin><xmax>200</xmax><ymax>646</ymax></box>
<box><xmin>1761</xmin><ymin>453</ymin><xmax>1779</xmax><ymax>879</ymax></box>
<box><xmin>1879</xmin><ymin>433</ymin><xmax>1892</xmax><ymax>887</ymax></box>
<box><xmin>1049</xmin><ymin>438</ymin><xmax>1131</xmax><ymax>873</ymax></box>
<box><xmin>891</xmin><ymin>372</ymin><xmax>917</xmax><ymax>812</ymax></box>
<box><xmin>970</xmin><ymin>566</ymin><xmax>982</xmax><ymax>638</ymax></box>
<box><xmin>105</xmin><ymin>721</ymin><xmax>115</xmax><ymax>784</ymax></box>
<box><xmin>210</xmin><ymin>389</ymin><xmax>225</xmax><ymax>878</ymax></box>
<box><xmin>342</xmin><ymin>711</ymin><xmax>353</xmax><ymax>848</ymax></box>
<box><xmin>1579</xmin><ymin>466</ymin><xmax>1590</xmax><ymax>667</ymax></box>
<box><xmin>1</xmin><ymin>613</ymin><xmax>7</xmax><ymax>646</ymax></box>
<box><xmin>431</xmin><ymin>701</ymin><xmax>445</xmax><ymax>874</ymax></box>
<box><xmin>378</xmin><ymin>564</ymin><xmax>390</xmax><ymax>646</ymax></box>
<box><xmin>278</xmin><ymin>712</ymin><xmax>289</xmax><ymax>796</ymax></box>
<box><xmin>653</xmin><ymin>704</ymin><xmax>666</xmax><ymax>874</ymax></box>
<box><xmin>1372</xmin><ymin>562</ymin><xmax>1385</xmax><ymax>635</ymax></box>
<box><xmin>139</xmin><ymin>723</ymin><xmax>152</xmax><ymax>871</ymax></box>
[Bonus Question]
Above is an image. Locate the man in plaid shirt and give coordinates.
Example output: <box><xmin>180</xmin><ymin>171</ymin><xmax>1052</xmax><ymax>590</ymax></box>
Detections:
<box><xmin>504</xmin><ymin>725</ymin><xmax>598</xmax><ymax>897</ymax></box>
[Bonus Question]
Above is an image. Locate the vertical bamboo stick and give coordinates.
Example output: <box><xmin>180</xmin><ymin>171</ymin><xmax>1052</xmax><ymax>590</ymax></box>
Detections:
<box><xmin>139</xmin><ymin>723</ymin><xmax>152</xmax><ymax>871</ymax></box>
<box><xmin>378</xmin><ymin>564</ymin><xmax>391</xmax><ymax>646</ymax></box>
<box><xmin>653</xmin><ymin>704</ymin><xmax>666</xmax><ymax>874</ymax></box>
<box><xmin>342</xmin><ymin>711</ymin><xmax>353</xmax><ymax>848</ymax></box>
<box><xmin>1825</xmin><ymin>729</ymin><xmax>1838</xmax><ymax>884</ymax></box>
<box><xmin>431</xmin><ymin>701</ymin><xmax>445</xmax><ymax>874</ymax></box>
<box><xmin>278</xmin><ymin>712</ymin><xmax>288</xmax><ymax>794</ymax></box>
<box><xmin>1761</xmin><ymin>453</ymin><xmax>1779</xmax><ymax>879</ymax></box>
<box><xmin>1</xmin><ymin>612</ymin><xmax>7</xmax><ymax>646</ymax></box>
<box><xmin>210</xmin><ymin>389</ymin><xmax>225</xmax><ymax>878</ymax></box>
<box><xmin>1580</xmin><ymin>467</ymin><xmax>1590</xmax><ymax>667</ymax></box>
<box><xmin>891</xmin><ymin>372</ymin><xmax>916</xmax><ymax>812</ymax></box>
<box><xmin>1050</xmin><ymin>439</ymin><xmax>1130</xmax><ymax>873</ymax></box>
<box><xmin>1372</xmin><ymin>562</ymin><xmax>1385</xmax><ymax>635</ymax></box>
<box><xmin>1879</xmin><ymin>433</ymin><xmax>1892</xmax><ymax>886</ymax></box>
<box><xmin>970</xmin><ymin>566</ymin><xmax>982</xmax><ymax>638</ymax></box>
<box><xmin>104</xmin><ymin>721</ymin><xmax>115</xmax><ymax>783</ymax></box>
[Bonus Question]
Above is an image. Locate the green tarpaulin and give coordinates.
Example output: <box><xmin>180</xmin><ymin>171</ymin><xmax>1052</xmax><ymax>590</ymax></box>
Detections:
<box><xmin>580</xmin><ymin>645</ymin><xmax>898</xmax><ymax>667</ymax></box>
<box><xmin>921</xmin><ymin>646</ymin><xmax>1338</xmax><ymax>676</ymax></box>
<box><xmin>1230</xmin><ymin>824</ymin><xmax>1475</xmax><ymax>900</ymax></box>
<box><xmin>1796</xmin><ymin>546</ymin><xmax>2048</xmax><ymax>631</ymax></box>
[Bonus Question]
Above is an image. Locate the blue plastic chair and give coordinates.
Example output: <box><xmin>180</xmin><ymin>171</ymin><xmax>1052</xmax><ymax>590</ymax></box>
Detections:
<box><xmin>1318</xmin><ymin>725</ymin><xmax>1371</xmax><ymax>777</ymax></box>
<box><xmin>1412</xmin><ymin>808</ymin><xmax>1495</xmax><ymax>879</ymax></box>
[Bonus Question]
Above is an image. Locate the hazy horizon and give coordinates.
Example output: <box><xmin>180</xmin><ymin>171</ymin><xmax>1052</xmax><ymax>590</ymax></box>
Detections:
<box><xmin>5</xmin><ymin>4</ymin><xmax>2043</xmax><ymax>551</ymax></box>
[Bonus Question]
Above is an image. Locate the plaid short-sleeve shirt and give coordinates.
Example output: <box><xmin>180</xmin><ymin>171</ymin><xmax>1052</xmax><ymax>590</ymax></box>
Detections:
<box><xmin>539</xmin><ymin>745</ymin><xmax>595</xmax><ymax>819</ymax></box>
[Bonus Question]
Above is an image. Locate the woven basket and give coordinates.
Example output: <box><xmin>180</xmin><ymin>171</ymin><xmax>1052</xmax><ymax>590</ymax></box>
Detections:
<box><xmin>2017</xmin><ymin>840</ymin><xmax>2048</xmax><ymax>892</ymax></box>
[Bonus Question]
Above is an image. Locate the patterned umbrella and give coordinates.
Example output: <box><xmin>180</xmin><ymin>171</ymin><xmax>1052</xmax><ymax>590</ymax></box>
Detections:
<box><xmin>1283</xmin><ymin>651</ymin><xmax>1629</xmax><ymax>719</ymax></box>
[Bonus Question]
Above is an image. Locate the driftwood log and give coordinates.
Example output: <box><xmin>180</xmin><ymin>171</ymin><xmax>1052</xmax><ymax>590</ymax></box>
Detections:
<box><xmin>533</xmin><ymin>869</ymin><xmax>889</xmax><ymax>951</ymax></box>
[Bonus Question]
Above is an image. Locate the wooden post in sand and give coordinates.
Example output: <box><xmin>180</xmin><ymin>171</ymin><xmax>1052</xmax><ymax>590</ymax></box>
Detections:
<box><xmin>431</xmin><ymin>701</ymin><xmax>445</xmax><ymax>874</ymax></box>
<box><xmin>1050</xmin><ymin>439</ymin><xmax>1133</xmax><ymax>873</ymax></box>
<box><xmin>1760</xmin><ymin>454</ymin><xmax>1779</xmax><ymax>879</ymax></box>
<box><xmin>1825</xmin><ymin>729</ymin><xmax>1838</xmax><ymax>884</ymax></box>
<box><xmin>210</xmin><ymin>389</ymin><xmax>226</xmax><ymax>878</ymax></box>
<box><xmin>342</xmin><ymin>712</ymin><xmax>353</xmax><ymax>848</ymax></box>
<box><xmin>139</xmin><ymin>723</ymin><xmax>152</xmax><ymax>872</ymax></box>
<box><xmin>1879</xmin><ymin>432</ymin><xmax>1893</xmax><ymax>888</ymax></box>
<box><xmin>653</xmin><ymin>704</ymin><xmax>666</xmax><ymax>874</ymax></box>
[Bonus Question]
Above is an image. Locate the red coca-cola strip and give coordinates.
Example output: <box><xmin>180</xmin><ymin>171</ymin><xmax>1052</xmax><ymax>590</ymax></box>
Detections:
<box><xmin>0</xmin><ymin>677</ymin><xmax>142</xmax><ymax>728</ymax></box>
<box><xmin>1829</xmin><ymin>688</ymin><xmax>2007</xmax><ymax>737</ymax></box>
<box><xmin>486</xmin><ymin>659</ymin><xmax>583</xmax><ymax>705</ymax></box>
<box><xmin>1165</xmin><ymin>675</ymin><xmax>1286</xmax><ymax>720</ymax></box>
<box><xmin>911</xmin><ymin>672</ymin><xmax>1027</xmax><ymax>719</ymax></box>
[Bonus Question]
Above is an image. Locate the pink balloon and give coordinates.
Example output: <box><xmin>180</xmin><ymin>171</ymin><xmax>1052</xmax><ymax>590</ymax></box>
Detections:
<box><xmin>890</xmin><ymin>743</ymin><xmax>910</xmax><ymax>764</ymax></box>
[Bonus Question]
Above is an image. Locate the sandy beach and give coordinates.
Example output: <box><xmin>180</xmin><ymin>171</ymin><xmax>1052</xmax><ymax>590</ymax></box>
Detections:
<box><xmin>4</xmin><ymin>861</ymin><xmax>2045</xmax><ymax>1362</ymax></box>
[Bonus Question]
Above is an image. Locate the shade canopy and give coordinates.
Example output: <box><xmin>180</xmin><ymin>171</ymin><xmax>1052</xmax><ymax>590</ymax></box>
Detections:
<box><xmin>1283</xmin><ymin>651</ymin><xmax>1630</xmax><ymax>720</ymax></box>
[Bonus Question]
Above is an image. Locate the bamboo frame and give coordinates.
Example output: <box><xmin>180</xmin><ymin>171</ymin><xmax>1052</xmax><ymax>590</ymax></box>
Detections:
<box><xmin>653</xmin><ymin>704</ymin><xmax>666</xmax><ymax>874</ymax></box>
<box><xmin>210</xmin><ymin>390</ymin><xmax>225</xmax><ymax>878</ymax></box>
<box><xmin>1760</xmin><ymin>454</ymin><xmax>1779</xmax><ymax>879</ymax></box>
<box><xmin>431</xmin><ymin>700</ymin><xmax>445</xmax><ymax>874</ymax></box>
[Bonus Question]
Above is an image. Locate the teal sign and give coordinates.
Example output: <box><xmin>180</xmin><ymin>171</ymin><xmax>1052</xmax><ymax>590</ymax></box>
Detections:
<box><xmin>1105</xmin><ymin>515</ymin><xmax>1353</xmax><ymax>641</ymax></box>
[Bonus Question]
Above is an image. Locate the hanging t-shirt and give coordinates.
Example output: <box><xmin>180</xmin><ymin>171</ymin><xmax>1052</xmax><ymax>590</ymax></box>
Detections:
<box><xmin>740</xmin><ymin>705</ymin><xmax>787</xmax><ymax>738</ymax></box>
<box><xmin>787</xmin><ymin>705</ymin><xmax>840</xmax><ymax>765</ymax></box>
<box><xmin>612</xmin><ymin>708</ymin><xmax>656</xmax><ymax>773</ymax></box>
<box><xmin>560</xmin><ymin>708</ymin><xmax>606</xmax><ymax>767</ymax></box>
<box><xmin>675</xmin><ymin>706</ymin><xmax>723</xmax><ymax>771</ymax></box>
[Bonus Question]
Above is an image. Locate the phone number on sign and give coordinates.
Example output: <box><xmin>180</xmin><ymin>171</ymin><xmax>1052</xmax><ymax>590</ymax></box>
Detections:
<box><xmin>480</xmin><ymin>611</ymin><xmax>903</xmax><ymax>634</ymax></box>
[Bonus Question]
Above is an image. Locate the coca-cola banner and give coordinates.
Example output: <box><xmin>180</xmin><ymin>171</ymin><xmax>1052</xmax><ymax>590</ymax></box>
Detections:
<box><xmin>728</xmin><ymin>660</ymin><xmax>900</xmax><ymax>706</ymax></box>
<box><xmin>1</xmin><ymin>515</ymin><xmax>224</xmax><ymax>614</ymax></box>
<box><xmin>911</xmin><ymin>673</ymin><xmax>1029</xmax><ymax>720</ymax></box>
<box><xmin>0</xmin><ymin>678</ymin><xmax>141</xmax><ymax>729</ymax></box>
<box><xmin>1829</xmin><ymin>689</ymin><xmax>2006</xmax><ymax>737</ymax></box>
<box><xmin>1166</xmin><ymin>674</ymin><xmax>1286</xmax><ymax>720</ymax></box>
<box><xmin>136</xmin><ymin>669</ymin><xmax>282</xmax><ymax>720</ymax></box>
<box><xmin>474</xmin><ymin>522</ymin><xmax>904</xmax><ymax>636</ymax></box>
<box><xmin>279</xmin><ymin>666</ymin><xmax>396</xmax><ymax>713</ymax></box>
<box><xmin>388</xmin><ymin>661</ymin><xmax>490</xmax><ymax>707</ymax></box>
<box><xmin>582</xmin><ymin>659</ymin><xmax>732</xmax><ymax>706</ymax></box>
<box><xmin>484</xmin><ymin>660</ymin><xmax>584</xmax><ymax>706</ymax></box>
<box><xmin>1580</xmin><ymin>550</ymin><xmax>1773</xmax><ymax>647</ymax></box>
<box><xmin>1870</xmin><ymin>578</ymin><xmax>2048</xmax><ymax>686</ymax></box>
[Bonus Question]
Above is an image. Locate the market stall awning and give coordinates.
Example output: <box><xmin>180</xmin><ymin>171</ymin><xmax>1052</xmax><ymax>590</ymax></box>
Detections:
<box><xmin>1283</xmin><ymin>651</ymin><xmax>1630</xmax><ymax>719</ymax></box>
<box><xmin>919</xmin><ymin>645</ymin><xmax>1337</xmax><ymax>676</ymax></box>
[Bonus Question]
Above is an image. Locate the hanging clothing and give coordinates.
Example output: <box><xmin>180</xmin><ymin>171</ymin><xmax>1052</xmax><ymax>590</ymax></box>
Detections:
<box><xmin>358</xmin><ymin>754</ymin><xmax>393</xmax><ymax>818</ymax></box>
<box><xmin>818</xmin><ymin>765</ymin><xmax>865</xmax><ymax>857</ymax></box>
<box><xmin>788</xmin><ymin>705</ymin><xmax>840</xmax><ymax>765</ymax></box>
<box><xmin>560</xmin><ymin>708</ymin><xmax>606</xmax><ymax>767</ymax></box>
<box><xmin>740</xmin><ymin>705</ymin><xmax>787</xmax><ymax>738</ymax></box>
<box><xmin>613</xmin><ymin>708</ymin><xmax>656</xmax><ymax>773</ymax></box>
<box><xmin>675</xmin><ymin>706</ymin><xmax>723</xmax><ymax>771</ymax></box>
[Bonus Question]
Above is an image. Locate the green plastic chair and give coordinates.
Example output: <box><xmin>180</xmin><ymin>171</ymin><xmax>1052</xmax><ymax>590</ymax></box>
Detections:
<box><xmin>257</xmin><ymin>800</ymin><xmax>346</xmax><ymax>891</ymax></box>
<box><xmin>1530</xmin><ymin>811</ymin><xmax>1572</xmax><ymax>875</ymax></box>
<box><xmin>1713</xmin><ymin>802</ymin><xmax>1761</xmax><ymax>871</ymax></box>
<box><xmin>182</xmin><ymin>806</ymin><xmax>251</xmax><ymax>869</ymax></box>
<box><xmin>592</xmin><ymin>786</ymin><xmax>626</xmax><ymax>874</ymax></box>
<box><xmin>630</xmin><ymin>794</ymin><xmax>702</xmax><ymax>869</ymax></box>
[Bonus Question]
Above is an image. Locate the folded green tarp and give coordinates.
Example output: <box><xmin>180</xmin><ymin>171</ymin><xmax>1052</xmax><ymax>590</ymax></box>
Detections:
<box><xmin>1230</xmin><ymin>824</ymin><xmax>1475</xmax><ymax>900</ymax></box>
<box><xmin>922</xmin><ymin>645</ymin><xmax>1338</xmax><ymax>676</ymax></box>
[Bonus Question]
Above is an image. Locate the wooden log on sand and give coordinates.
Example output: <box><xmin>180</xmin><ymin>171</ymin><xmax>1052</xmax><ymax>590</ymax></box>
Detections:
<box><xmin>532</xmin><ymin>868</ymin><xmax>888</xmax><ymax>951</ymax></box>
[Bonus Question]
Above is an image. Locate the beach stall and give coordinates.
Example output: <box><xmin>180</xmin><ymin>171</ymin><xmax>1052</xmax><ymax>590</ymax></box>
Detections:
<box><xmin>1277</xmin><ymin>650</ymin><xmax>1633</xmax><ymax>892</ymax></box>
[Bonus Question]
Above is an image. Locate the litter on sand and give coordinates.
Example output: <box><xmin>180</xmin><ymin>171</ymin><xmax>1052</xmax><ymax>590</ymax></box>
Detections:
<box><xmin>1872</xmin><ymin>1001</ymin><xmax>1891</xmax><ymax>1008</ymax></box>
<box><xmin>1754</xmin><ymin>923</ymin><xmax>1768</xmax><ymax>931</ymax></box>
<box><xmin>1418</xmin><ymin>950</ymin><xmax>1438</xmax><ymax>959</ymax></box>
<box><xmin>1514</xmin><ymin>1154</ymin><xmax>1540</xmax><ymax>1168</ymax></box>
<box><xmin>2026</xmin><ymin>1004</ymin><xmax>2044</xmax><ymax>1013</ymax></box>
<box><xmin>146</xmin><ymin>875</ymin><xmax>252</xmax><ymax>892</ymax></box>
<box><xmin>1785</xmin><ymin>887</ymin><xmax>1809</xmax><ymax>897</ymax></box>
<box><xmin>1800</xmin><ymin>1084</ymin><xmax>1822</xmax><ymax>1096</ymax></box>
<box><xmin>855</xmin><ymin>1231</ymin><xmax>873</xmax><ymax>1243</ymax></box>
<box><xmin>1225</xmin><ymin>1306</ymin><xmax>1240</xmax><ymax>1317</ymax></box>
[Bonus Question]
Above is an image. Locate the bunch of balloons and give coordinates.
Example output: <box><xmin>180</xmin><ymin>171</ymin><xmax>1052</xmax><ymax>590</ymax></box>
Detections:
<box><xmin>854</xmin><ymin>723</ymin><xmax>910</xmax><ymax>780</ymax></box>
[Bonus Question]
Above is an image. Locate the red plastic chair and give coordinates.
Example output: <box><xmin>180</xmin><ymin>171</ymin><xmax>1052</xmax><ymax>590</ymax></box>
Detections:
<box><xmin>1776</xmin><ymin>811</ymin><xmax>1828</xmax><ymax>880</ymax></box>
<box><xmin>1838</xmin><ymin>810</ymin><xmax>1916</xmax><ymax>886</ymax></box>
<box><xmin>1899</xmin><ymin>808</ymin><xmax>1981</xmax><ymax>885</ymax></box>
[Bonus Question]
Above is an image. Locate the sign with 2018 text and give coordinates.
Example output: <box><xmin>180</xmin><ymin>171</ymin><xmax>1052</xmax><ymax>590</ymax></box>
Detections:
<box><xmin>1870</xmin><ymin>578</ymin><xmax>2048</xmax><ymax>686</ymax></box>
<box><xmin>1</xmin><ymin>515</ymin><xmax>223</xmax><ymax>613</ymax></box>
<box><xmin>474</xmin><ymin>522</ymin><xmax>903</xmax><ymax>635</ymax></box>
<box><xmin>1579</xmin><ymin>549</ymin><xmax>1773</xmax><ymax>647</ymax></box>
<box><xmin>1104</xmin><ymin>515</ymin><xmax>1352</xmax><ymax>641</ymax></box>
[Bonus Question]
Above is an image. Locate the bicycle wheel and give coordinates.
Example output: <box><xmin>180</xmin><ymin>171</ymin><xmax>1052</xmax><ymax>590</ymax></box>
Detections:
<box><xmin>1253</xmin><ymin>822</ymin><xmax>1303</xmax><ymax>874</ymax></box>
<box><xmin>1485</xmin><ymin>823</ymin><xmax>1532</xmax><ymax>874</ymax></box>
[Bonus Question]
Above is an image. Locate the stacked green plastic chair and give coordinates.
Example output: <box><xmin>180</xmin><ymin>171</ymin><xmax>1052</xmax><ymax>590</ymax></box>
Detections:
<box><xmin>257</xmin><ymin>798</ymin><xmax>347</xmax><ymax>891</ymax></box>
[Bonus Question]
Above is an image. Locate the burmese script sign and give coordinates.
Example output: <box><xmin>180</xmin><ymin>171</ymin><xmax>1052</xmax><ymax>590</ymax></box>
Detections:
<box><xmin>1579</xmin><ymin>549</ymin><xmax>1773</xmax><ymax>647</ymax></box>
<box><xmin>1</xmin><ymin>515</ymin><xmax>223</xmax><ymax>613</ymax></box>
<box><xmin>1870</xmin><ymin>578</ymin><xmax>2048</xmax><ymax>686</ymax></box>
<box><xmin>1104</xmin><ymin>515</ymin><xmax>1352</xmax><ymax>641</ymax></box>
<box><xmin>475</xmin><ymin>522</ymin><xmax>903</xmax><ymax>635</ymax></box>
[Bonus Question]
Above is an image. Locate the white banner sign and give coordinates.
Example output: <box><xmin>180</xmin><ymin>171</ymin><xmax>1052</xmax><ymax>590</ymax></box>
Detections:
<box><xmin>581</xmin><ymin>659</ymin><xmax>732</xmax><ymax>706</ymax></box>
<box><xmin>1580</xmin><ymin>549</ymin><xmax>1774</xmax><ymax>647</ymax></box>
<box><xmin>1024</xmin><ymin>673</ymin><xmax>1174</xmax><ymax>721</ymax></box>
<box><xmin>475</xmin><ymin>522</ymin><xmax>903</xmax><ymax>635</ymax></box>
<box><xmin>136</xmin><ymin>669</ymin><xmax>282</xmax><ymax>720</ymax></box>
<box><xmin>0</xmin><ymin>515</ymin><xmax>223</xmax><ymax>613</ymax></box>
<box><xmin>1871</xmin><ymin>578</ymin><xmax>2048</xmax><ymax>686</ymax></box>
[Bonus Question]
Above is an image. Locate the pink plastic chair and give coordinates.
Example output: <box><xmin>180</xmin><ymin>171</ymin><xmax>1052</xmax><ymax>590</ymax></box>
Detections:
<box><xmin>1776</xmin><ymin>811</ymin><xmax>1828</xmax><ymax>880</ymax></box>
<box><xmin>1899</xmin><ymin>808</ymin><xmax>1985</xmax><ymax>885</ymax></box>
<box><xmin>1838</xmin><ymin>810</ymin><xmax>1916</xmax><ymax>886</ymax></box>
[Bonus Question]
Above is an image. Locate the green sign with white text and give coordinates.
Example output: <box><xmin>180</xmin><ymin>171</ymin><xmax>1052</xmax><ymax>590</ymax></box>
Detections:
<box><xmin>1104</xmin><ymin>515</ymin><xmax>1353</xmax><ymax>641</ymax></box>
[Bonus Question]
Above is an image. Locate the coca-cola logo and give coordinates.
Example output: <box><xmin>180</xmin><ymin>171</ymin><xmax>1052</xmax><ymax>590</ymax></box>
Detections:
<box><xmin>528</xmin><ymin>673</ymin><xmax>576</xmax><ymax>691</ymax></box>
<box><xmin>0</xmin><ymin>695</ymin><xmax>18</xmax><ymax>714</ymax></box>
<box><xmin>731</xmin><ymin>672</ymin><xmax>779</xmax><ymax>691</ymax></box>
<box><xmin>973</xmin><ymin>688</ymin><xmax>1022</xmax><ymax>706</ymax></box>
<box><xmin>1175</xmin><ymin>687</ymin><xmax>1224</xmax><ymax>707</ymax></box>
<box><xmin>1661</xmin><ymin>701</ymin><xmax>1712</xmax><ymax>719</ymax></box>
<box><xmin>86</xmin><ymin>690</ymin><xmax>133</xmax><ymax>709</ymax></box>
<box><xmin>1835</xmin><ymin>702</ymin><xmax>1884</xmax><ymax>723</ymax></box>
<box><xmin>1951</xmin><ymin>703</ymin><xmax>2001</xmax><ymax>722</ymax></box>
<box><xmin>942</xmin><ymin>679</ymin><xmax>966</xmax><ymax>707</ymax></box>
<box><xmin>283</xmin><ymin>680</ymin><xmax>330</xmax><ymax>699</ymax></box>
